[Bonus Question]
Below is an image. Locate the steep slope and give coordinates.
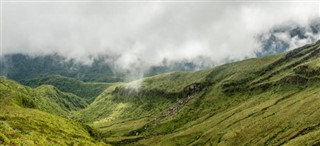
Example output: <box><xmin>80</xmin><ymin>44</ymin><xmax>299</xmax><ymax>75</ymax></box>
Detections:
<box><xmin>0</xmin><ymin>78</ymin><xmax>108</xmax><ymax>145</ymax></box>
<box><xmin>76</xmin><ymin>40</ymin><xmax>320</xmax><ymax>145</ymax></box>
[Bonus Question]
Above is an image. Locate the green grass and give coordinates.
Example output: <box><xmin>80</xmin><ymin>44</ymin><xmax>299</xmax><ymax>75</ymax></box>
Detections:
<box><xmin>140</xmin><ymin>69</ymin><xmax>212</xmax><ymax>93</ymax></box>
<box><xmin>138</xmin><ymin>86</ymin><xmax>320</xmax><ymax>146</ymax></box>
<box><xmin>3</xmin><ymin>41</ymin><xmax>320</xmax><ymax>145</ymax></box>
<box><xmin>0</xmin><ymin>78</ymin><xmax>88</xmax><ymax>117</ymax></box>
<box><xmin>73</xmin><ymin>41</ymin><xmax>320</xmax><ymax>145</ymax></box>
<box><xmin>0</xmin><ymin>77</ymin><xmax>109</xmax><ymax>145</ymax></box>
<box><xmin>21</xmin><ymin>74</ymin><xmax>114</xmax><ymax>102</ymax></box>
<box><xmin>0</xmin><ymin>107</ymin><xmax>108</xmax><ymax>145</ymax></box>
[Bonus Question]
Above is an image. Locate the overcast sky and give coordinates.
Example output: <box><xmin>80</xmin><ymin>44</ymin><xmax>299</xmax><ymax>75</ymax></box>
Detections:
<box><xmin>2</xmin><ymin>1</ymin><xmax>319</xmax><ymax>70</ymax></box>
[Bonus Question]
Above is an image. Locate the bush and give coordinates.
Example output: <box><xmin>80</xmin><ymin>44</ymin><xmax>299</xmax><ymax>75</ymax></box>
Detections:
<box><xmin>21</xmin><ymin>97</ymin><xmax>36</xmax><ymax>108</ymax></box>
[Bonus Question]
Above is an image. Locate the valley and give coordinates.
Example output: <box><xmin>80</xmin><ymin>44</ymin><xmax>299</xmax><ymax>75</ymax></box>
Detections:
<box><xmin>2</xmin><ymin>41</ymin><xmax>320</xmax><ymax>145</ymax></box>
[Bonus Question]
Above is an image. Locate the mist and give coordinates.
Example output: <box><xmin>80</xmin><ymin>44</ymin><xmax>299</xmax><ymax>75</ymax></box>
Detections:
<box><xmin>2</xmin><ymin>1</ymin><xmax>320</xmax><ymax>78</ymax></box>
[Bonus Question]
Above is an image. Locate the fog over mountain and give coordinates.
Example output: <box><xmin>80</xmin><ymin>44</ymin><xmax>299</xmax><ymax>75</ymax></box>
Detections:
<box><xmin>1</xmin><ymin>1</ymin><xmax>320</xmax><ymax>80</ymax></box>
<box><xmin>257</xmin><ymin>18</ymin><xmax>320</xmax><ymax>56</ymax></box>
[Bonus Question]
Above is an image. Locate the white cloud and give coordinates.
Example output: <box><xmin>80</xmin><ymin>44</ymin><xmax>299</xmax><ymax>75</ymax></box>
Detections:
<box><xmin>2</xmin><ymin>1</ymin><xmax>319</xmax><ymax>70</ymax></box>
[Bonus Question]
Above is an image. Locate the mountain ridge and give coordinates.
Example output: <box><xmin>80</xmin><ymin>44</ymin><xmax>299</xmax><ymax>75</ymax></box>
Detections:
<box><xmin>74</xmin><ymin>40</ymin><xmax>320</xmax><ymax>145</ymax></box>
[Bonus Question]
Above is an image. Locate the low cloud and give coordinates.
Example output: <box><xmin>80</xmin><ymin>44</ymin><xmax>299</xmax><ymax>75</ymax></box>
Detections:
<box><xmin>257</xmin><ymin>18</ymin><xmax>320</xmax><ymax>56</ymax></box>
<box><xmin>2</xmin><ymin>1</ymin><xmax>319</xmax><ymax>75</ymax></box>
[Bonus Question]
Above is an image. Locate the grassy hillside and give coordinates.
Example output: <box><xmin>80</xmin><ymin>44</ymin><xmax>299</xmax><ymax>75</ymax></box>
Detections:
<box><xmin>75</xmin><ymin>70</ymin><xmax>211</xmax><ymax>124</ymax></box>
<box><xmin>0</xmin><ymin>78</ymin><xmax>88</xmax><ymax>117</ymax></box>
<box><xmin>0</xmin><ymin>107</ymin><xmax>106</xmax><ymax>145</ymax></box>
<box><xmin>0</xmin><ymin>77</ymin><xmax>109</xmax><ymax>145</ymax></box>
<box><xmin>3</xmin><ymin>40</ymin><xmax>320</xmax><ymax>145</ymax></box>
<box><xmin>75</xmin><ymin>40</ymin><xmax>320</xmax><ymax>145</ymax></box>
<box><xmin>21</xmin><ymin>74</ymin><xmax>114</xmax><ymax>102</ymax></box>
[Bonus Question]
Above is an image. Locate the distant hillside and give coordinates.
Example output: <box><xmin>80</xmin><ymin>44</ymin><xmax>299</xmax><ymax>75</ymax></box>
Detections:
<box><xmin>21</xmin><ymin>74</ymin><xmax>114</xmax><ymax>102</ymax></box>
<box><xmin>0</xmin><ymin>54</ymin><xmax>121</xmax><ymax>82</ymax></box>
<box><xmin>74</xmin><ymin>40</ymin><xmax>320</xmax><ymax>145</ymax></box>
<box><xmin>0</xmin><ymin>54</ymin><xmax>213</xmax><ymax>84</ymax></box>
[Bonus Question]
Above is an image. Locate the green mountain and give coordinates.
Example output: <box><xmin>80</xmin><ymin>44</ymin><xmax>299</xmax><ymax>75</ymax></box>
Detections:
<box><xmin>0</xmin><ymin>78</ymin><xmax>107</xmax><ymax>145</ymax></box>
<box><xmin>74</xmin><ymin>40</ymin><xmax>320</xmax><ymax>145</ymax></box>
<box><xmin>0</xmin><ymin>54</ymin><xmax>122</xmax><ymax>82</ymax></box>
<box><xmin>21</xmin><ymin>74</ymin><xmax>114</xmax><ymax>102</ymax></box>
<box><xmin>0</xmin><ymin>53</ymin><xmax>213</xmax><ymax>84</ymax></box>
<box><xmin>2</xmin><ymin>40</ymin><xmax>320</xmax><ymax>145</ymax></box>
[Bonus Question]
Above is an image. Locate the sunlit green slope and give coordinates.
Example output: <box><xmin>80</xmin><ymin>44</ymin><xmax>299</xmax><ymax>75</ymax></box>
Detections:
<box><xmin>0</xmin><ymin>78</ymin><xmax>108</xmax><ymax>145</ymax></box>
<box><xmin>76</xmin><ymin>41</ymin><xmax>320</xmax><ymax>145</ymax></box>
<box><xmin>0</xmin><ymin>78</ymin><xmax>88</xmax><ymax>117</ymax></box>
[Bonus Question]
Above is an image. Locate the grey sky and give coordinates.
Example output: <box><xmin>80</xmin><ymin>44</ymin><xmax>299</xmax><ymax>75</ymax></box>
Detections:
<box><xmin>2</xmin><ymin>1</ymin><xmax>319</xmax><ymax>70</ymax></box>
